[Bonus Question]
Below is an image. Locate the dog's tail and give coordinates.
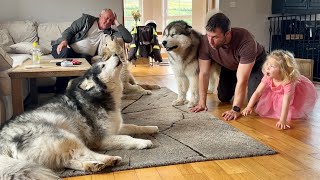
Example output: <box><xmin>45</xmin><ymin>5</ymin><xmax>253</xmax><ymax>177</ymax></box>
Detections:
<box><xmin>0</xmin><ymin>155</ymin><xmax>60</xmax><ymax>180</ymax></box>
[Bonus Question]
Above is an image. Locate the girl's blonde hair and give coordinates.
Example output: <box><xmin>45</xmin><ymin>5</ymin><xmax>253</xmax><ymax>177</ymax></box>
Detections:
<box><xmin>262</xmin><ymin>49</ymin><xmax>301</xmax><ymax>82</ymax></box>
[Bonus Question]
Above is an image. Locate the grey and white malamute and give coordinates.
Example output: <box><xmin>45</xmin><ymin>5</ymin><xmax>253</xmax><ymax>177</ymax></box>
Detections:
<box><xmin>100</xmin><ymin>35</ymin><xmax>160</xmax><ymax>95</ymax></box>
<box><xmin>0</xmin><ymin>55</ymin><xmax>158</xmax><ymax>179</ymax></box>
<box><xmin>162</xmin><ymin>20</ymin><xmax>220</xmax><ymax>107</ymax></box>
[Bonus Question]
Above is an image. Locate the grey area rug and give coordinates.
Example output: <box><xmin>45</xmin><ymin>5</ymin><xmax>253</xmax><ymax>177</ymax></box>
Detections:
<box><xmin>59</xmin><ymin>87</ymin><xmax>277</xmax><ymax>178</ymax></box>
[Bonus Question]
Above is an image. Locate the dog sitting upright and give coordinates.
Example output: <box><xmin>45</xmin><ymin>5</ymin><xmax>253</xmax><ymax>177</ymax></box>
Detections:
<box><xmin>97</xmin><ymin>35</ymin><xmax>160</xmax><ymax>95</ymax></box>
<box><xmin>0</xmin><ymin>54</ymin><xmax>158</xmax><ymax>179</ymax></box>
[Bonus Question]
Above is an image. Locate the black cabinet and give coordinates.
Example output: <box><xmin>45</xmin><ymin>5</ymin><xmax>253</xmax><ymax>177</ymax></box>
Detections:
<box><xmin>272</xmin><ymin>0</ymin><xmax>320</xmax><ymax>14</ymax></box>
<box><xmin>309</xmin><ymin>0</ymin><xmax>320</xmax><ymax>9</ymax></box>
<box><xmin>284</xmin><ymin>0</ymin><xmax>307</xmax><ymax>9</ymax></box>
<box><xmin>269</xmin><ymin>15</ymin><xmax>320</xmax><ymax>80</ymax></box>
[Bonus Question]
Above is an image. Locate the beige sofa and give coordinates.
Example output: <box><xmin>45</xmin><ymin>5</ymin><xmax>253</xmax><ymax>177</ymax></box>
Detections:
<box><xmin>0</xmin><ymin>20</ymin><xmax>72</xmax><ymax>123</ymax></box>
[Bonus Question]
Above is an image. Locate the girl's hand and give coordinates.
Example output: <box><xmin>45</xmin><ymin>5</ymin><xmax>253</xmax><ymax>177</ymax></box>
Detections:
<box><xmin>241</xmin><ymin>107</ymin><xmax>253</xmax><ymax>116</ymax></box>
<box><xmin>276</xmin><ymin>120</ymin><xmax>291</xmax><ymax>130</ymax></box>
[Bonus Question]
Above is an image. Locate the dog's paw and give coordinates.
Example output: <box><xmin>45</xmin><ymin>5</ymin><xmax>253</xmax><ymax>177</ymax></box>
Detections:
<box><xmin>207</xmin><ymin>89</ymin><xmax>213</xmax><ymax>94</ymax></box>
<box><xmin>104</xmin><ymin>156</ymin><xmax>122</xmax><ymax>166</ymax></box>
<box><xmin>143</xmin><ymin>90</ymin><xmax>152</xmax><ymax>95</ymax></box>
<box><xmin>82</xmin><ymin>160</ymin><xmax>106</xmax><ymax>172</ymax></box>
<box><xmin>207</xmin><ymin>89</ymin><xmax>217</xmax><ymax>94</ymax></box>
<box><xmin>135</xmin><ymin>139</ymin><xmax>153</xmax><ymax>149</ymax></box>
<box><xmin>138</xmin><ymin>84</ymin><xmax>161</xmax><ymax>90</ymax></box>
<box><xmin>187</xmin><ymin>101</ymin><xmax>197</xmax><ymax>108</ymax></box>
<box><xmin>172</xmin><ymin>99</ymin><xmax>188</xmax><ymax>106</ymax></box>
<box><xmin>145</xmin><ymin>126</ymin><xmax>159</xmax><ymax>134</ymax></box>
<box><xmin>150</xmin><ymin>84</ymin><xmax>161</xmax><ymax>90</ymax></box>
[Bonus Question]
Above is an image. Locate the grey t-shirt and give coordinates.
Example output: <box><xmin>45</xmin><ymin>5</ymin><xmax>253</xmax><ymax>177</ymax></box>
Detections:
<box><xmin>71</xmin><ymin>21</ymin><xmax>103</xmax><ymax>56</ymax></box>
<box><xmin>199</xmin><ymin>27</ymin><xmax>264</xmax><ymax>71</ymax></box>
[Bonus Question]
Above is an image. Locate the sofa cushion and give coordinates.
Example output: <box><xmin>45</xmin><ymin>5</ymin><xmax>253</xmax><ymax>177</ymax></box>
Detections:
<box><xmin>0</xmin><ymin>46</ymin><xmax>13</xmax><ymax>71</ymax></box>
<box><xmin>0</xmin><ymin>29</ymin><xmax>14</xmax><ymax>48</ymax></box>
<box><xmin>6</xmin><ymin>42</ymin><xmax>51</xmax><ymax>55</ymax></box>
<box><xmin>38</xmin><ymin>22</ymin><xmax>71</xmax><ymax>53</ymax></box>
<box><xmin>0</xmin><ymin>20</ymin><xmax>37</xmax><ymax>43</ymax></box>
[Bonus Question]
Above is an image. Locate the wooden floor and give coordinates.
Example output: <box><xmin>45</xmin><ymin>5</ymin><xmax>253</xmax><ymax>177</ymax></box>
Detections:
<box><xmin>65</xmin><ymin>63</ymin><xmax>320</xmax><ymax>180</ymax></box>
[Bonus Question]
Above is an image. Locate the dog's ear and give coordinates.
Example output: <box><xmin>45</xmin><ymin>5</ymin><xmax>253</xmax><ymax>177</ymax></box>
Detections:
<box><xmin>105</xmin><ymin>35</ymin><xmax>112</xmax><ymax>41</ymax></box>
<box><xmin>110</xmin><ymin>35</ymin><xmax>115</xmax><ymax>41</ymax></box>
<box><xmin>179</xmin><ymin>21</ymin><xmax>192</xmax><ymax>30</ymax></box>
<box><xmin>182</xmin><ymin>24</ymin><xmax>192</xmax><ymax>35</ymax></box>
<box><xmin>102</xmin><ymin>48</ymin><xmax>112</xmax><ymax>61</ymax></box>
<box><xmin>79</xmin><ymin>78</ymin><xmax>95</xmax><ymax>91</ymax></box>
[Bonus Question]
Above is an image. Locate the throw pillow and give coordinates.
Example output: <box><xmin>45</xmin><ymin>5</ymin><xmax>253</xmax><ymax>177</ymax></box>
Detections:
<box><xmin>0</xmin><ymin>29</ymin><xmax>14</xmax><ymax>48</ymax></box>
<box><xmin>6</xmin><ymin>42</ymin><xmax>51</xmax><ymax>55</ymax></box>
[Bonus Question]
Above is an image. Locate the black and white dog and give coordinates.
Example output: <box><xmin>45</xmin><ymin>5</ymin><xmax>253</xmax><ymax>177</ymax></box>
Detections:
<box><xmin>0</xmin><ymin>54</ymin><xmax>158</xmax><ymax>179</ymax></box>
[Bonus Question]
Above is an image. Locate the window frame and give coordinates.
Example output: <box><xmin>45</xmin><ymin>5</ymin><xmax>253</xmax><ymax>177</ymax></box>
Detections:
<box><xmin>123</xmin><ymin>0</ymin><xmax>143</xmax><ymax>30</ymax></box>
<box><xmin>162</xmin><ymin>0</ymin><xmax>193</xmax><ymax>28</ymax></box>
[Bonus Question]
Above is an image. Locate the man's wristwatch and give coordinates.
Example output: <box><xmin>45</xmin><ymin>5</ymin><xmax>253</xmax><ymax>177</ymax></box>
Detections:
<box><xmin>232</xmin><ymin>106</ymin><xmax>241</xmax><ymax>113</ymax></box>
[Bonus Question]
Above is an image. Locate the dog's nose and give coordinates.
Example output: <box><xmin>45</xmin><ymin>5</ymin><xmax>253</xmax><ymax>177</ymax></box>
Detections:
<box><xmin>162</xmin><ymin>41</ymin><xmax>167</xmax><ymax>47</ymax></box>
<box><xmin>112</xmin><ymin>53</ymin><xmax>118</xmax><ymax>57</ymax></box>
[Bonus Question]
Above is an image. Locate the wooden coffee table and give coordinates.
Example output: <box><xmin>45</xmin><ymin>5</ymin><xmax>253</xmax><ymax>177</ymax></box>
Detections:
<box><xmin>9</xmin><ymin>58</ymin><xmax>91</xmax><ymax>116</ymax></box>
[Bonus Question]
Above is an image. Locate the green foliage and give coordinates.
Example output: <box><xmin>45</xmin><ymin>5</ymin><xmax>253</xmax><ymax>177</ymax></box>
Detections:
<box><xmin>124</xmin><ymin>0</ymin><xmax>139</xmax><ymax>16</ymax></box>
<box><xmin>168</xmin><ymin>0</ymin><xmax>192</xmax><ymax>16</ymax></box>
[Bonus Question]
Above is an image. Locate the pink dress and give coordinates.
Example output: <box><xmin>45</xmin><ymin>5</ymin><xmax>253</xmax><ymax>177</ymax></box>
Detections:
<box><xmin>255</xmin><ymin>75</ymin><xmax>317</xmax><ymax>120</ymax></box>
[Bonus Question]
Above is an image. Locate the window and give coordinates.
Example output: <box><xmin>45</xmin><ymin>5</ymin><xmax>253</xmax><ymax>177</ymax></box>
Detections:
<box><xmin>124</xmin><ymin>0</ymin><xmax>142</xmax><ymax>31</ymax></box>
<box><xmin>163</xmin><ymin>0</ymin><xmax>192</xmax><ymax>27</ymax></box>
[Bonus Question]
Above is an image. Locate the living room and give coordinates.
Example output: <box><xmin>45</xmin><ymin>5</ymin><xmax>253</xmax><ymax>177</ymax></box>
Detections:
<box><xmin>0</xmin><ymin>0</ymin><xmax>271</xmax><ymax>120</ymax></box>
<box><xmin>1</xmin><ymin>0</ymin><xmax>320</xmax><ymax>179</ymax></box>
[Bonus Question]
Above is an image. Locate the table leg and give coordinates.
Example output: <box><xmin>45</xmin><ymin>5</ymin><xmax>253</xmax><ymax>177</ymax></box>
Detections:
<box><xmin>11</xmin><ymin>78</ymin><xmax>24</xmax><ymax>116</ymax></box>
<box><xmin>0</xmin><ymin>98</ymin><xmax>5</xmax><ymax>124</ymax></box>
<box><xmin>30</xmin><ymin>78</ymin><xmax>38</xmax><ymax>104</ymax></box>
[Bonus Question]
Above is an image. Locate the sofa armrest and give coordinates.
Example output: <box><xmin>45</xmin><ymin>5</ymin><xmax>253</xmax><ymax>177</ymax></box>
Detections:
<box><xmin>0</xmin><ymin>46</ymin><xmax>13</xmax><ymax>72</ymax></box>
<box><xmin>0</xmin><ymin>70</ymin><xmax>12</xmax><ymax>124</ymax></box>
<box><xmin>0</xmin><ymin>71</ymin><xmax>11</xmax><ymax>96</ymax></box>
<box><xmin>0</xmin><ymin>70</ymin><xmax>12</xmax><ymax>123</ymax></box>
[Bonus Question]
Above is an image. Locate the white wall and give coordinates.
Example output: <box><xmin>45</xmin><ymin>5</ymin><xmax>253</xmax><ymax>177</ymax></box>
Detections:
<box><xmin>0</xmin><ymin>0</ymin><xmax>18</xmax><ymax>22</ymax></box>
<box><xmin>219</xmin><ymin>0</ymin><xmax>272</xmax><ymax>51</ymax></box>
<box><xmin>152</xmin><ymin>0</ymin><xmax>163</xmax><ymax>31</ymax></box>
<box><xmin>142</xmin><ymin>1</ymin><xmax>163</xmax><ymax>31</ymax></box>
<box><xmin>192</xmin><ymin>0</ymin><xmax>207</xmax><ymax>33</ymax></box>
<box><xmin>1</xmin><ymin>0</ymin><xmax>124</xmax><ymax>24</ymax></box>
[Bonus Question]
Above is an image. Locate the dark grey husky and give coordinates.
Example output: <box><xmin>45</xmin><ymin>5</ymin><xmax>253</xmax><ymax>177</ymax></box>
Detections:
<box><xmin>0</xmin><ymin>54</ymin><xmax>158</xmax><ymax>179</ymax></box>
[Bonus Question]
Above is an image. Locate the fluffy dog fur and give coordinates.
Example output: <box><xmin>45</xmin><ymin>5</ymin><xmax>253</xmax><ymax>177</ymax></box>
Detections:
<box><xmin>0</xmin><ymin>55</ymin><xmax>158</xmax><ymax>179</ymax></box>
<box><xmin>100</xmin><ymin>35</ymin><xmax>160</xmax><ymax>95</ymax></box>
<box><xmin>162</xmin><ymin>20</ymin><xmax>220</xmax><ymax>107</ymax></box>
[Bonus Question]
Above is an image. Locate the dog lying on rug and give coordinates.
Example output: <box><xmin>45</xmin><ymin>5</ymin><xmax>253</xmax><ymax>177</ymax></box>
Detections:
<box><xmin>162</xmin><ymin>20</ymin><xmax>220</xmax><ymax>107</ymax></box>
<box><xmin>0</xmin><ymin>55</ymin><xmax>159</xmax><ymax>179</ymax></box>
<box><xmin>94</xmin><ymin>35</ymin><xmax>160</xmax><ymax>95</ymax></box>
